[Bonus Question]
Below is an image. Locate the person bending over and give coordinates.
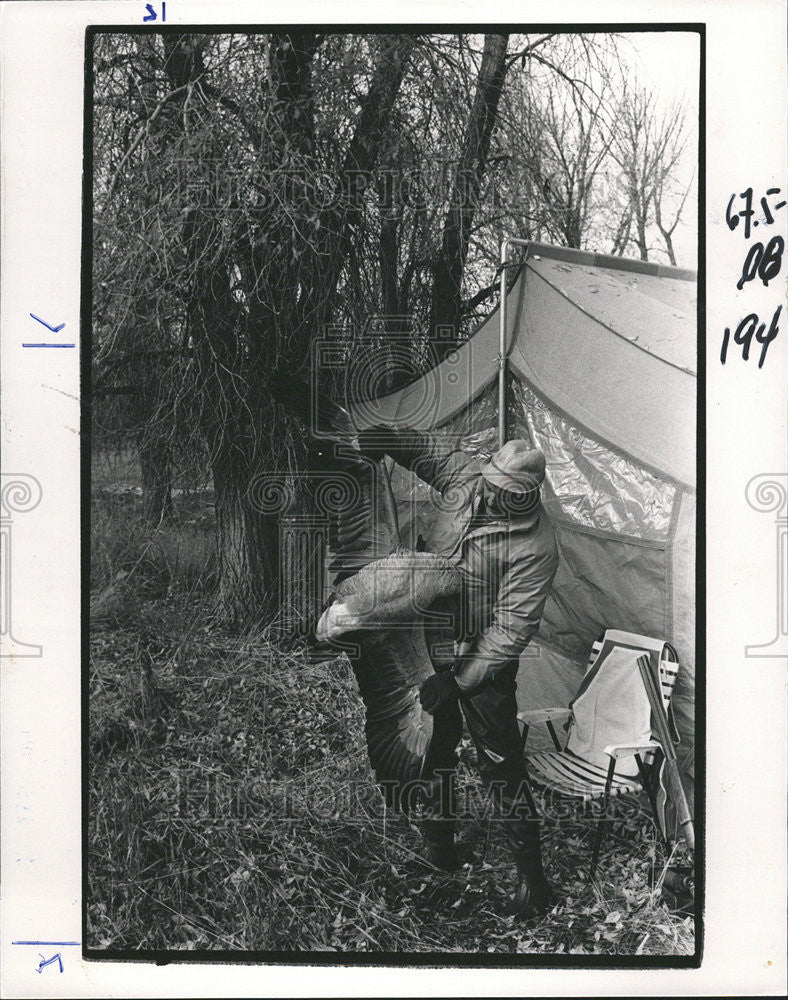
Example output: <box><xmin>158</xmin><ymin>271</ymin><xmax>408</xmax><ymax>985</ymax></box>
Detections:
<box><xmin>358</xmin><ymin>426</ymin><xmax>559</xmax><ymax>918</ymax></box>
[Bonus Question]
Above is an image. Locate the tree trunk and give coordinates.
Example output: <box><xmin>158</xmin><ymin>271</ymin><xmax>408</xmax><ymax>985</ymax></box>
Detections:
<box><xmin>661</xmin><ymin>230</ymin><xmax>676</xmax><ymax>266</ymax></box>
<box><xmin>163</xmin><ymin>34</ymin><xmax>282</xmax><ymax>626</ymax></box>
<box><xmin>310</xmin><ymin>33</ymin><xmax>417</xmax><ymax>330</ymax></box>
<box><xmin>139</xmin><ymin>432</ymin><xmax>172</xmax><ymax>527</ymax></box>
<box><xmin>211</xmin><ymin>439</ymin><xmax>279</xmax><ymax>627</ymax></box>
<box><xmin>168</xmin><ymin>33</ymin><xmax>416</xmax><ymax>626</ymax></box>
<box><xmin>654</xmin><ymin>197</ymin><xmax>678</xmax><ymax>265</ymax></box>
<box><xmin>611</xmin><ymin>210</ymin><xmax>632</xmax><ymax>255</ymax></box>
<box><xmin>430</xmin><ymin>33</ymin><xmax>509</xmax><ymax>349</ymax></box>
<box><xmin>636</xmin><ymin>216</ymin><xmax>649</xmax><ymax>260</ymax></box>
<box><xmin>634</xmin><ymin>190</ymin><xmax>649</xmax><ymax>260</ymax></box>
<box><xmin>379</xmin><ymin>209</ymin><xmax>402</xmax><ymax>318</ymax></box>
<box><xmin>187</xmin><ymin>253</ymin><xmax>282</xmax><ymax>625</ymax></box>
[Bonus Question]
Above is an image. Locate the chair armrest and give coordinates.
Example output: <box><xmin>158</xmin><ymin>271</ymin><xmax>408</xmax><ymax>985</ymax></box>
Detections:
<box><xmin>603</xmin><ymin>741</ymin><xmax>661</xmax><ymax>760</ymax></box>
<box><xmin>517</xmin><ymin>707</ymin><xmax>572</xmax><ymax>725</ymax></box>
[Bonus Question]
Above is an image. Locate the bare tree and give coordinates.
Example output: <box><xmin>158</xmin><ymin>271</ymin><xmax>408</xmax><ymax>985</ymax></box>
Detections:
<box><xmin>92</xmin><ymin>31</ymin><xmax>693</xmax><ymax>626</ymax></box>
<box><xmin>505</xmin><ymin>76</ymin><xmax>618</xmax><ymax>248</ymax></box>
<box><xmin>92</xmin><ymin>34</ymin><xmax>202</xmax><ymax>528</ymax></box>
<box><xmin>429</xmin><ymin>33</ymin><xmax>509</xmax><ymax>346</ymax></box>
<box><xmin>608</xmin><ymin>83</ymin><xmax>691</xmax><ymax>262</ymax></box>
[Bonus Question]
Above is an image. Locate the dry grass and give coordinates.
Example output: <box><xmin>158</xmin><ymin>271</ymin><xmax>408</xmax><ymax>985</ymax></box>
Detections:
<box><xmin>90</xmin><ymin>494</ymin><xmax>216</xmax><ymax>628</ymax></box>
<box><xmin>87</xmin><ymin>494</ymin><xmax>695</xmax><ymax>956</ymax></box>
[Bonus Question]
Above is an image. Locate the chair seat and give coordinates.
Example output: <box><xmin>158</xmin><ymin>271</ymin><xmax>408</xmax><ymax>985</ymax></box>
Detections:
<box><xmin>527</xmin><ymin>750</ymin><xmax>642</xmax><ymax>802</ymax></box>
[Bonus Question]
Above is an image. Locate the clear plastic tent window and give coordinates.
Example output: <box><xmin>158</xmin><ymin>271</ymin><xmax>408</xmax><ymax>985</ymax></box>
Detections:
<box><xmin>391</xmin><ymin>376</ymin><xmax>677</xmax><ymax>542</ymax></box>
<box><xmin>511</xmin><ymin>380</ymin><xmax>677</xmax><ymax>540</ymax></box>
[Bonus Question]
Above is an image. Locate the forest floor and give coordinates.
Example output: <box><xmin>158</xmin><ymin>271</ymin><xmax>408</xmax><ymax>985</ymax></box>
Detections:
<box><xmin>87</xmin><ymin>490</ymin><xmax>695</xmax><ymax>957</ymax></box>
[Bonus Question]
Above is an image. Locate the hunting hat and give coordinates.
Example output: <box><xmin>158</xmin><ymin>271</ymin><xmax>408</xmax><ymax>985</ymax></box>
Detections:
<box><xmin>480</xmin><ymin>440</ymin><xmax>546</xmax><ymax>495</ymax></box>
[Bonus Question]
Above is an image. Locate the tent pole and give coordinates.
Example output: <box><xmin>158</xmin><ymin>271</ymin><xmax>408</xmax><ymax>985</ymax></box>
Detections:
<box><xmin>498</xmin><ymin>238</ymin><xmax>531</xmax><ymax>449</ymax></box>
<box><xmin>498</xmin><ymin>241</ymin><xmax>508</xmax><ymax>448</ymax></box>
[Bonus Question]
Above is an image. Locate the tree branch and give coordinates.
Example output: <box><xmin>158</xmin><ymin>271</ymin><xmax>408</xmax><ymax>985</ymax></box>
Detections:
<box><xmin>104</xmin><ymin>83</ymin><xmax>190</xmax><ymax>200</ymax></box>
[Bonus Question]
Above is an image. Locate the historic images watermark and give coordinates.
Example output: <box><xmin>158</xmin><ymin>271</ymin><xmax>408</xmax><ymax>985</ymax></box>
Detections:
<box><xmin>171</xmin><ymin>158</ymin><xmax>638</xmax><ymax>220</ymax></box>
<box><xmin>745</xmin><ymin>472</ymin><xmax>788</xmax><ymax>658</ymax></box>
<box><xmin>250</xmin><ymin>316</ymin><xmax>552</xmax><ymax>663</ymax></box>
<box><xmin>0</xmin><ymin>474</ymin><xmax>43</xmax><ymax>658</ymax></box>
<box><xmin>249</xmin><ymin>318</ymin><xmax>479</xmax><ymax>640</ymax></box>
<box><xmin>169</xmin><ymin>771</ymin><xmax>655</xmax><ymax>828</ymax></box>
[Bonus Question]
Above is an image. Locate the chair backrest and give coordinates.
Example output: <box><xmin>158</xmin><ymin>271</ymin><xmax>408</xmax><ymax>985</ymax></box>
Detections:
<box><xmin>565</xmin><ymin>630</ymin><xmax>680</xmax><ymax>776</ymax></box>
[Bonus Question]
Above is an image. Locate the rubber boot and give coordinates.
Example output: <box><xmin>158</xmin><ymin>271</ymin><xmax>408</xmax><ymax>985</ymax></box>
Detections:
<box><xmin>418</xmin><ymin>764</ymin><xmax>463</xmax><ymax>872</ymax></box>
<box><xmin>504</xmin><ymin>843</ymin><xmax>554</xmax><ymax>918</ymax></box>
<box><xmin>420</xmin><ymin>818</ymin><xmax>462</xmax><ymax>872</ymax></box>
<box><xmin>502</xmin><ymin>817</ymin><xmax>554</xmax><ymax>918</ymax></box>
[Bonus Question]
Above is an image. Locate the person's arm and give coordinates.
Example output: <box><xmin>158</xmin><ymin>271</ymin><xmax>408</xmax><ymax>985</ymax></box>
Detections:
<box><xmin>358</xmin><ymin>425</ymin><xmax>476</xmax><ymax>496</ymax></box>
<box><xmin>452</xmin><ymin>546</ymin><xmax>558</xmax><ymax>694</ymax></box>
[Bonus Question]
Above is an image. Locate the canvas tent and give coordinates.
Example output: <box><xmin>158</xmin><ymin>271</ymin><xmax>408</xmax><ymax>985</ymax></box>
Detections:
<box><xmin>348</xmin><ymin>242</ymin><xmax>697</xmax><ymax>793</ymax></box>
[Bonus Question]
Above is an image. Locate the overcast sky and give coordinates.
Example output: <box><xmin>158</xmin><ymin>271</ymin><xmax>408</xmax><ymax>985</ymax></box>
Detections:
<box><xmin>625</xmin><ymin>30</ymin><xmax>701</xmax><ymax>108</ymax></box>
<box><xmin>622</xmin><ymin>31</ymin><xmax>700</xmax><ymax>268</ymax></box>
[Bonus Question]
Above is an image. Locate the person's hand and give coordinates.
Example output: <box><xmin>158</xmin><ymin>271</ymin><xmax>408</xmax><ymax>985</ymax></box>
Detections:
<box><xmin>419</xmin><ymin>672</ymin><xmax>462</xmax><ymax>715</ymax></box>
<box><xmin>357</xmin><ymin>425</ymin><xmax>395</xmax><ymax>462</ymax></box>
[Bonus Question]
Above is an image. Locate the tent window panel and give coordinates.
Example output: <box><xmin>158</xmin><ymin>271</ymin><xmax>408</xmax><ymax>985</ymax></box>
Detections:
<box><xmin>388</xmin><ymin>376</ymin><xmax>675</xmax><ymax>542</ymax></box>
<box><xmin>439</xmin><ymin>376</ymin><xmax>534</xmax><ymax>459</ymax></box>
<box><xmin>511</xmin><ymin>380</ymin><xmax>676</xmax><ymax>540</ymax></box>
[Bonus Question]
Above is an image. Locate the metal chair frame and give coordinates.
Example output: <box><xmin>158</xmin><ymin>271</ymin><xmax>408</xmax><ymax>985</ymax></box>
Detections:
<box><xmin>518</xmin><ymin>631</ymin><xmax>679</xmax><ymax>876</ymax></box>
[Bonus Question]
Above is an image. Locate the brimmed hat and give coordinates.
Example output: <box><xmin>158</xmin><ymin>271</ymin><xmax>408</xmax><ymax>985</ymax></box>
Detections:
<box><xmin>480</xmin><ymin>440</ymin><xmax>546</xmax><ymax>495</ymax></box>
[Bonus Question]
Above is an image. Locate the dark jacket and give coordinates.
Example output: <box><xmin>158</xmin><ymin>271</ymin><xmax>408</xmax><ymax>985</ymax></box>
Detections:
<box><xmin>387</xmin><ymin>431</ymin><xmax>559</xmax><ymax>694</ymax></box>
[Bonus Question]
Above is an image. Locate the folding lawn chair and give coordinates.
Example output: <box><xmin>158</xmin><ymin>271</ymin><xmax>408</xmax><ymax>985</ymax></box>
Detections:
<box><xmin>517</xmin><ymin>629</ymin><xmax>682</xmax><ymax>877</ymax></box>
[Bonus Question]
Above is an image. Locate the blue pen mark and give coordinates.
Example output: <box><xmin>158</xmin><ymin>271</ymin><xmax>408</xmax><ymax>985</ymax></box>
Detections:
<box><xmin>12</xmin><ymin>941</ymin><xmax>81</xmax><ymax>946</ymax></box>
<box><xmin>22</xmin><ymin>343</ymin><xmax>75</xmax><ymax>348</ymax></box>
<box><xmin>12</xmin><ymin>942</ymin><xmax>79</xmax><ymax>977</ymax></box>
<box><xmin>29</xmin><ymin>314</ymin><xmax>65</xmax><ymax>333</ymax></box>
<box><xmin>36</xmin><ymin>953</ymin><xmax>63</xmax><ymax>974</ymax></box>
<box><xmin>142</xmin><ymin>1</ymin><xmax>165</xmax><ymax>21</ymax></box>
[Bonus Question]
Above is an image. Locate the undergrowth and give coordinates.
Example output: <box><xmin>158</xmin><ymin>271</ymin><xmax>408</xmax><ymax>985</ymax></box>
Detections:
<box><xmin>87</xmin><ymin>494</ymin><xmax>695</xmax><ymax>956</ymax></box>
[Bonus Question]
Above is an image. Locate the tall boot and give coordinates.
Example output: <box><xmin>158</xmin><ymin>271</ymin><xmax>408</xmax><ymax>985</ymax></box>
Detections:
<box><xmin>502</xmin><ymin>818</ymin><xmax>554</xmax><ymax>918</ymax></box>
<box><xmin>418</xmin><ymin>766</ymin><xmax>462</xmax><ymax>872</ymax></box>
<box><xmin>417</xmin><ymin>696</ymin><xmax>464</xmax><ymax>872</ymax></box>
<box><xmin>478</xmin><ymin>750</ymin><xmax>555</xmax><ymax>917</ymax></box>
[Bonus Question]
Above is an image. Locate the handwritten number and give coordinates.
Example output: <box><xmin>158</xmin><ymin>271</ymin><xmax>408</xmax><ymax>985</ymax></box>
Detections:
<box><xmin>36</xmin><ymin>953</ymin><xmax>63</xmax><ymax>974</ymax></box>
<box><xmin>756</xmin><ymin>304</ymin><xmax>782</xmax><ymax>368</ymax></box>
<box><xmin>720</xmin><ymin>327</ymin><xmax>730</xmax><ymax>365</ymax></box>
<box><xmin>766</xmin><ymin>187</ymin><xmax>787</xmax><ymax>213</ymax></box>
<box><xmin>725</xmin><ymin>193</ymin><xmax>740</xmax><ymax>232</ymax></box>
<box><xmin>727</xmin><ymin>187</ymin><xmax>784</xmax><ymax>237</ymax></box>
<box><xmin>735</xmin><ymin>315</ymin><xmax>757</xmax><ymax>361</ymax></box>
<box><xmin>721</xmin><ymin>305</ymin><xmax>780</xmax><ymax>369</ymax></box>
<box><xmin>726</xmin><ymin>186</ymin><xmax>783</xmax><ymax>369</ymax></box>
<box><xmin>737</xmin><ymin>243</ymin><xmax>761</xmax><ymax>289</ymax></box>
<box><xmin>739</xmin><ymin>188</ymin><xmax>754</xmax><ymax>239</ymax></box>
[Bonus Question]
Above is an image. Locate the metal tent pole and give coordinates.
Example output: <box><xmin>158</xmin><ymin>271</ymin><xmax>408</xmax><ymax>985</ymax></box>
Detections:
<box><xmin>498</xmin><ymin>243</ymin><xmax>508</xmax><ymax>449</ymax></box>
<box><xmin>498</xmin><ymin>238</ymin><xmax>531</xmax><ymax>449</ymax></box>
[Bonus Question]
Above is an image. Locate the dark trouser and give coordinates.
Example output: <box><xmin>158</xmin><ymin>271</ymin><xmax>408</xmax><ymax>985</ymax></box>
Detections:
<box><xmin>419</xmin><ymin>660</ymin><xmax>542</xmax><ymax>870</ymax></box>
